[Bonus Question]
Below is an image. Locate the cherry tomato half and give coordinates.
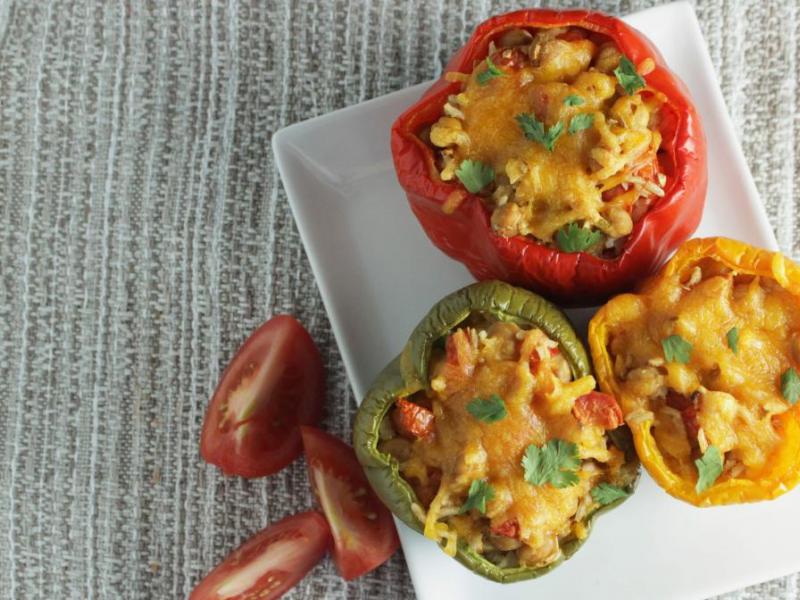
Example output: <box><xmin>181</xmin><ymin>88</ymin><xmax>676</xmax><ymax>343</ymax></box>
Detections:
<box><xmin>189</xmin><ymin>511</ymin><xmax>331</xmax><ymax>600</ymax></box>
<box><xmin>201</xmin><ymin>315</ymin><xmax>325</xmax><ymax>477</ymax></box>
<box><xmin>301</xmin><ymin>426</ymin><xmax>400</xmax><ymax>580</ymax></box>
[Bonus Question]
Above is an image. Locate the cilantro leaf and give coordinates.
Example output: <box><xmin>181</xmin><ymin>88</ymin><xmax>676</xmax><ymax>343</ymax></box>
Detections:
<box><xmin>591</xmin><ymin>483</ymin><xmax>630</xmax><ymax>506</ymax></box>
<box><xmin>555</xmin><ymin>222</ymin><xmax>603</xmax><ymax>253</ymax></box>
<box><xmin>563</xmin><ymin>94</ymin><xmax>584</xmax><ymax>106</ymax></box>
<box><xmin>694</xmin><ymin>445</ymin><xmax>723</xmax><ymax>493</ymax></box>
<box><xmin>568</xmin><ymin>113</ymin><xmax>594</xmax><ymax>135</ymax></box>
<box><xmin>726</xmin><ymin>327</ymin><xmax>739</xmax><ymax>355</ymax></box>
<box><xmin>466</xmin><ymin>394</ymin><xmax>507</xmax><ymax>423</ymax></box>
<box><xmin>455</xmin><ymin>159</ymin><xmax>495</xmax><ymax>193</ymax></box>
<box><xmin>614</xmin><ymin>55</ymin><xmax>646</xmax><ymax>95</ymax></box>
<box><xmin>781</xmin><ymin>367</ymin><xmax>800</xmax><ymax>405</ymax></box>
<box><xmin>459</xmin><ymin>479</ymin><xmax>495</xmax><ymax>514</ymax></box>
<box><xmin>522</xmin><ymin>439</ymin><xmax>580</xmax><ymax>488</ymax></box>
<box><xmin>515</xmin><ymin>113</ymin><xmax>564</xmax><ymax>152</ymax></box>
<box><xmin>476</xmin><ymin>56</ymin><xmax>505</xmax><ymax>86</ymax></box>
<box><xmin>661</xmin><ymin>334</ymin><xmax>692</xmax><ymax>364</ymax></box>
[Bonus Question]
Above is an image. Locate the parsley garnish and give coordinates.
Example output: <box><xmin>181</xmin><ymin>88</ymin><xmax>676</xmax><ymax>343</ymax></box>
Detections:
<box><xmin>591</xmin><ymin>483</ymin><xmax>629</xmax><ymax>506</ymax></box>
<box><xmin>476</xmin><ymin>56</ymin><xmax>506</xmax><ymax>86</ymax></box>
<box><xmin>515</xmin><ymin>113</ymin><xmax>564</xmax><ymax>152</ymax></box>
<box><xmin>614</xmin><ymin>55</ymin><xmax>646</xmax><ymax>95</ymax></box>
<box><xmin>781</xmin><ymin>367</ymin><xmax>800</xmax><ymax>405</ymax></box>
<box><xmin>661</xmin><ymin>335</ymin><xmax>692</xmax><ymax>364</ymax></box>
<box><xmin>522</xmin><ymin>439</ymin><xmax>580</xmax><ymax>488</ymax></box>
<box><xmin>563</xmin><ymin>94</ymin><xmax>584</xmax><ymax>106</ymax></box>
<box><xmin>694</xmin><ymin>445</ymin><xmax>723</xmax><ymax>493</ymax></box>
<box><xmin>555</xmin><ymin>222</ymin><xmax>603</xmax><ymax>253</ymax></box>
<box><xmin>726</xmin><ymin>327</ymin><xmax>739</xmax><ymax>355</ymax></box>
<box><xmin>459</xmin><ymin>479</ymin><xmax>495</xmax><ymax>514</ymax></box>
<box><xmin>455</xmin><ymin>159</ymin><xmax>495</xmax><ymax>193</ymax></box>
<box><xmin>568</xmin><ymin>113</ymin><xmax>594</xmax><ymax>134</ymax></box>
<box><xmin>466</xmin><ymin>394</ymin><xmax>507</xmax><ymax>423</ymax></box>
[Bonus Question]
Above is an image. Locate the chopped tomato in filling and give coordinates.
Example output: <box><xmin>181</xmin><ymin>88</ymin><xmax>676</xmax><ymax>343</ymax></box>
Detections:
<box><xmin>393</xmin><ymin>398</ymin><xmax>435</xmax><ymax>440</ymax></box>
<box><xmin>573</xmin><ymin>392</ymin><xmax>624</xmax><ymax>430</ymax></box>
<box><xmin>490</xmin><ymin>519</ymin><xmax>520</xmax><ymax>540</ymax></box>
<box><xmin>429</xmin><ymin>26</ymin><xmax>665</xmax><ymax>256</ymax></box>
<box><xmin>380</xmin><ymin>320</ymin><xmax>626</xmax><ymax>568</ymax></box>
<box><xmin>609</xmin><ymin>263</ymin><xmax>800</xmax><ymax>484</ymax></box>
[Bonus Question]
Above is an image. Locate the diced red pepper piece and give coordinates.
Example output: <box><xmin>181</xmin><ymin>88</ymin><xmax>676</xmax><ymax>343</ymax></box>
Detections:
<box><xmin>392</xmin><ymin>398</ymin><xmax>435</xmax><ymax>440</ymax></box>
<box><xmin>573</xmin><ymin>391</ymin><xmax>624</xmax><ymax>430</ymax></box>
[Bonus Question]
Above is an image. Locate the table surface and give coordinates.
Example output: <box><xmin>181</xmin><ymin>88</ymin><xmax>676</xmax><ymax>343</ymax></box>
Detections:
<box><xmin>0</xmin><ymin>1</ymin><xmax>798</xmax><ymax>598</ymax></box>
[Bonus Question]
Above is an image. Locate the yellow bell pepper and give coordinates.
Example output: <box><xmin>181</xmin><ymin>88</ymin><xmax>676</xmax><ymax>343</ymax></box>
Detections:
<box><xmin>589</xmin><ymin>237</ymin><xmax>800</xmax><ymax>505</ymax></box>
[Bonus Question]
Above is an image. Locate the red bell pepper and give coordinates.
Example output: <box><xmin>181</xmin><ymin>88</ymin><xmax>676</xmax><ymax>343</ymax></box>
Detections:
<box><xmin>391</xmin><ymin>9</ymin><xmax>707</xmax><ymax>305</ymax></box>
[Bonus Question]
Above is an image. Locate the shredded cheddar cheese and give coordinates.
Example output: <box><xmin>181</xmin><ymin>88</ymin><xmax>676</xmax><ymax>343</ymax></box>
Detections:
<box><xmin>382</xmin><ymin>320</ymin><xmax>626</xmax><ymax>568</ymax></box>
<box><xmin>429</xmin><ymin>26</ymin><xmax>665</xmax><ymax>256</ymax></box>
<box><xmin>608</xmin><ymin>264</ymin><xmax>800</xmax><ymax>482</ymax></box>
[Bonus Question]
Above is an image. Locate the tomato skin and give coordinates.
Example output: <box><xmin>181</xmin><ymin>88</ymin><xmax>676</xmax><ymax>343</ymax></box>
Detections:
<box><xmin>301</xmin><ymin>426</ymin><xmax>400</xmax><ymax>580</ymax></box>
<box><xmin>189</xmin><ymin>511</ymin><xmax>331</xmax><ymax>600</ymax></box>
<box><xmin>573</xmin><ymin>391</ymin><xmax>624</xmax><ymax>430</ymax></box>
<box><xmin>200</xmin><ymin>315</ymin><xmax>325</xmax><ymax>478</ymax></box>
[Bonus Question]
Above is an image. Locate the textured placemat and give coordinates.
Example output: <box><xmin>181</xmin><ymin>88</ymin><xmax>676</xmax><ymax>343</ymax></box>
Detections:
<box><xmin>0</xmin><ymin>0</ymin><xmax>797</xmax><ymax>598</ymax></box>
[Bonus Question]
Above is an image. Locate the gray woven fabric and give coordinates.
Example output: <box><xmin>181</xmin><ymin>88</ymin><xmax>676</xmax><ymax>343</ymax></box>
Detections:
<box><xmin>0</xmin><ymin>0</ymin><xmax>797</xmax><ymax>598</ymax></box>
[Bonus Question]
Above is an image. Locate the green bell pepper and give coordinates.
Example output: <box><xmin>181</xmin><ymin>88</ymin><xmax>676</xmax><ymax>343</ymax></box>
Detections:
<box><xmin>353</xmin><ymin>281</ymin><xmax>639</xmax><ymax>583</ymax></box>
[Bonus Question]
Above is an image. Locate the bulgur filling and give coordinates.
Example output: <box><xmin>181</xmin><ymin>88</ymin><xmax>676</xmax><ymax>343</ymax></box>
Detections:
<box><xmin>379</xmin><ymin>319</ymin><xmax>630</xmax><ymax>568</ymax></box>
<box><xmin>429</xmin><ymin>26</ymin><xmax>666</xmax><ymax>256</ymax></box>
<box><xmin>606</xmin><ymin>260</ymin><xmax>800</xmax><ymax>490</ymax></box>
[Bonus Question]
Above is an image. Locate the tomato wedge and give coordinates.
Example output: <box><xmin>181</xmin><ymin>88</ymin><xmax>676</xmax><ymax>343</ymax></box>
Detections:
<box><xmin>300</xmin><ymin>426</ymin><xmax>400</xmax><ymax>580</ymax></box>
<box><xmin>189</xmin><ymin>511</ymin><xmax>331</xmax><ymax>600</ymax></box>
<box><xmin>200</xmin><ymin>315</ymin><xmax>325</xmax><ymax>477</ymax></box>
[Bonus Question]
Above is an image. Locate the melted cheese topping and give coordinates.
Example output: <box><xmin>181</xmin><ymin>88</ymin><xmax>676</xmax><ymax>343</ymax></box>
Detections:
<box><xmin>387</xmin><ymin>321</ymin><xmax>624</xmax><ymax>568</ymax></box>
<box><xmin>608</xmin><ymin>263</ymin><xmax>800</xmax><ymax>482</ymax></box>
<box><xmin>429</xmin><ymin>27</ymin><xmax>664</xmax><ymax>255</ymax></box>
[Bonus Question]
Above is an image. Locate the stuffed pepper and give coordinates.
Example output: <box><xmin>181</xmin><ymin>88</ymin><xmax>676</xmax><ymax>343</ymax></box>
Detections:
<box><xmin>392</xmin><ymin>9</ymin><xmax>706</xmax><ymax>305</ymax></box>
<box><xmin>354</xmin><ymin>281</ymin><xmax>638</xmax><ymax>582</ymax></box>
<box><xmin>589</xmin><ymin>237</ymin><xmax>800</xmax><ymax>506</ymax></box>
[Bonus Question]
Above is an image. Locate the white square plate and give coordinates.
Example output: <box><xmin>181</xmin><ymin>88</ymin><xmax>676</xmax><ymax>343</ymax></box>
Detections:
<box><xmin>273</xmin><ymin>3</ymin><xmax>791</xmax><ymax>599</ymax></box>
